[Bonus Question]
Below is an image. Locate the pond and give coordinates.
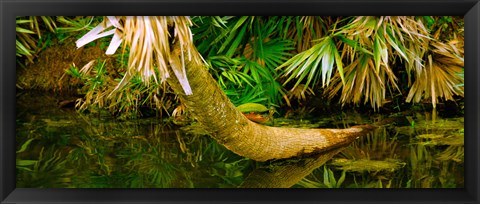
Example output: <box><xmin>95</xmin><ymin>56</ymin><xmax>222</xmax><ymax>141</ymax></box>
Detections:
<box><xmin>16</xmin><ymin>92</ymin><xmax>464</xmax><ymax>188</ymax></box>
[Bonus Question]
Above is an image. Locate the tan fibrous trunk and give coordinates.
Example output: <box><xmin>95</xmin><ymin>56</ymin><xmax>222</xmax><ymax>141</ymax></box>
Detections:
<box><xmin>166</xmin><ymin>46</ymin><xmax>376</xmax><ymax>162</ymax></box>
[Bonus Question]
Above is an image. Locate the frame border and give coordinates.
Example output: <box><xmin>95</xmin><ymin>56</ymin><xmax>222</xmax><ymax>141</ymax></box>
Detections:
<box><xmin>1</xmin><ymin>0</ymin><xmax>479</xmax><ymax>203</ymax></box>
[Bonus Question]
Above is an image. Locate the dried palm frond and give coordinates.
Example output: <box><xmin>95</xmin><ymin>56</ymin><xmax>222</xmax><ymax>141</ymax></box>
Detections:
<box><xmin>35</xmin><ymin>16</ymin><xmax>57</xmax><ymax>37</ymax></box>
<box><xmin>287</xmin><ymin>84</ymin><xmax>315</xmax><ymax>105</ymax></box>
<box><xmin>431</xmin><ymin>28</ymin><xmax>464</xmax><ymax>66</ymax></box>
<box><xmin>385</xmin><ymin>17</ymin><xmax>433</xmax><ymax>88</ymax></box>
<box><xmin>76</xmin><ymin>16</ymin><xmax>204</xmax><ymax>96</ymax></box>
<box><xmin>405</xmin><ymin>54</ymin><xmax>464</xmax><ymax>108</ymax></box>
<box><xmin>326</xmin><ymin>54</ymin><xmax>399</xmax><ymax>110</ymax></box>
<box><xmin>321</xmin><ymin>16</ymin><xmax>428</xmax><ymax>109</ymax></box>
<box><xmin>405</xmin><ymin>25</ymin><xmax>464</xmax><ymax>108</ymax></box>
<box><xmin>337</xmin><ymin>16</ymin><xmax>430</xmax><ymax>72</ymax></box>
<box><xmin>172</xmin><ymin>103</ymin><xmax>188</xmax><ymax>118</ymax></box>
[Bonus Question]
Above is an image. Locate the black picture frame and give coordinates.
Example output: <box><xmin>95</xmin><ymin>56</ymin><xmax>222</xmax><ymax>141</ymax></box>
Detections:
<box><xmin>1</xmin><ymin>0</ymin><xmax>479</xmax><ymax>203</ymax></box>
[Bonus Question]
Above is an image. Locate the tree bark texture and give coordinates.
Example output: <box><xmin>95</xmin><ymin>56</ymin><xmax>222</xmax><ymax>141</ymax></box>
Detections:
<box><xmin>166</xmin><ymin>46</ymin><xmax>376</xmax><ymax>162</ymax></box>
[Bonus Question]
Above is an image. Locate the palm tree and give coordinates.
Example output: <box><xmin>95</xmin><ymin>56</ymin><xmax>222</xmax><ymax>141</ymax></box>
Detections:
<box><xmin>74</xmin><ymin>16</ymin><xmax>463</xmax><ymax>161</ymax></box>
<box><xmin>75</xmin><ymin>16</ymin><xmax>375</xmax><ymax>162</ymax></box>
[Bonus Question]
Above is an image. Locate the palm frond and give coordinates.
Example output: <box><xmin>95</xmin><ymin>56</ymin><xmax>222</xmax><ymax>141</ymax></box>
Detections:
<box><xmin>405</xmin><ymin>35</ymin><xmax>464</xmax><ymax>108</ymax></box>
<box><xmin>289</xmin><ymin>16</ymin><xmax>328</xmax><ymax>52</ymax></box>
<box><xmin>243</xmin><ymin>38</ymin><xmax>294</xmax><ymax>76</ymax></box>
<box><xmin>278</xmin><ymin>36</ymin><xmax>345</xmax><ymax>90</ymax></box>
<box><xmin>324</xmin><ymin>16</ymin><xmax>436</xmax><ymax>109</ymax></box>
<box><xmin>326</xmin><ymin>53</ymin><xmax>399</xmax><ymax>110</ymax></box>
<box><xmin>76</xmin><ymin>16</ymin><xmax>203</xmax><ymax>96</ymax></box>
<box><xmin>55</xmin><ymin>16</ymin><xmax>96</xmax><ymax>32</ymax></box>
<box><xmin>216</xmin><ymin>16</ymin><xmax>252</xmax><ymax>57</ymax></box>
<box><xmin>405</xmin><ymin>20</ymin><xmax>464</xmax><ymax>108</ymax></box>
<box><xmin>191</xmin><ymin>16</ymin><xmax>235</xmax><ymax>56</ymax></box>
<box><xmin>207</xmin><ymin>56</ymin><xmax>255</xmax><ymax>88</ymax></box>
<box><xmin>382</xmin><ymin>17</ymin><xmax>431</xmax><ymax>84</ymax></box>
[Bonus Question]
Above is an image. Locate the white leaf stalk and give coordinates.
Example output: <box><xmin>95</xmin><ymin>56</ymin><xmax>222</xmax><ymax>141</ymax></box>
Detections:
<box><xmin>75</xmin><ymin>16</ymin><xmax>195</xmax><ymax>96</ymax></box>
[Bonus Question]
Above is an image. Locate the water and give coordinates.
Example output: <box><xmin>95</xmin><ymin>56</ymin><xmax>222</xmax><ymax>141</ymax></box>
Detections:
<box><xmin>16</xmin><ymin>92</ymin><xmax>464</xmax><ymax>188</ymax></box>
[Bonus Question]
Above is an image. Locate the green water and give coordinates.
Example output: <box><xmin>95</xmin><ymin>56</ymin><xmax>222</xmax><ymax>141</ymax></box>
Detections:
<box><xmin>16</xmin><ymin>92</ymin><xmax>464</xmax><ymax>188</ymax></box>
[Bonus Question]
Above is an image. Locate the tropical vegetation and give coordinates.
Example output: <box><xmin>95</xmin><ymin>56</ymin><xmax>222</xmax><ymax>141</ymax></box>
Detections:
<box><xmin>16</xmin><ymin>16</ymin><xmax>464</xmax><ymax>118</ymax></box>
<box><xmin>15</xmin><ymin>16</ymin><xmax>464</xmax><ymax>187</ymax></box>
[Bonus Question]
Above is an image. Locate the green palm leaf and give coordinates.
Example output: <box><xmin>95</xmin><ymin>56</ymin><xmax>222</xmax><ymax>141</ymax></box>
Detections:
<box><xmin>278</xmin><ymin>36</ymin><xmax>344</xmax><ymax>90</ymax></box>
<box><xmin>217</xmin><ymin>16</ymin><xmax>251</xmax><ymax>57</ymax></box>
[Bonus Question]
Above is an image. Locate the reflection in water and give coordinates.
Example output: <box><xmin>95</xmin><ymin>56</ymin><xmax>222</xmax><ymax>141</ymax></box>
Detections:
<box><xmin>294</xmin><ymin>114</ymin><xmax>464</xmax><ymax>188</ymax></box>
<box><xmin>240</xmin><ymin>147</ymin><xmax>345</xmax><ymax>188</ymax></box>
<box><xmin>16</xmin><ymin>92</ymin><xmax>464</xmax><ymax>188</ymax></box>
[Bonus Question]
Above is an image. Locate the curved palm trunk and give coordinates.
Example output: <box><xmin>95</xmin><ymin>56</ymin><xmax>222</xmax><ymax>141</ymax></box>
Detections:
<box><xmin>167</xmin><ymin>45</ymin><xmax>375</xmax><ymax>162</ymax></box>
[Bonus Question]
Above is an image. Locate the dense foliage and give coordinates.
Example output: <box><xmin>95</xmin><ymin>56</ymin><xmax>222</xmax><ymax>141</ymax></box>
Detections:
<box><xmin>16</xmin><ymin>16</ymin><xmax>464</xmax><ymax>119</ymax></box>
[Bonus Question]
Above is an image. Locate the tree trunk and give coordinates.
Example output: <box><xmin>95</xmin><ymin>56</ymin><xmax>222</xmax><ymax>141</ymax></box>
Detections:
<box><xmin>166</xmin><ymin>45</ymin><xmax>375</xmax><ymax>162</ymax></box>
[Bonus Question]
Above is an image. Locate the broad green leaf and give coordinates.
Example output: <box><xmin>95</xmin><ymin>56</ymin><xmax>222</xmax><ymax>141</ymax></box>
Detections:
<box><xmin>236</xmin><ymin>102</ymin><xmax>269</xmax><ymax>113</ymax></box>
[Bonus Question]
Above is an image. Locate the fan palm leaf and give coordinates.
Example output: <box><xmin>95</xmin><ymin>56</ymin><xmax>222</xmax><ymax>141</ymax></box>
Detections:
<box><xmin>194</xmin><ymin>16</ymin><xmax>295</xmax><ymax>106</ymax></box>
<box><xmin>214</xmin><ymin>16</ymin><xmax>252</xmax><ymax>57</ymax></box>
<box><xmin>277</xmin><ymin>35</ymin><xmax>345</xmax><ymax>90</ymax></box>
<box><xmin>191</xmin><ymin>16</ymin><xmax>232</xmax><ymax>56</ymax></box>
